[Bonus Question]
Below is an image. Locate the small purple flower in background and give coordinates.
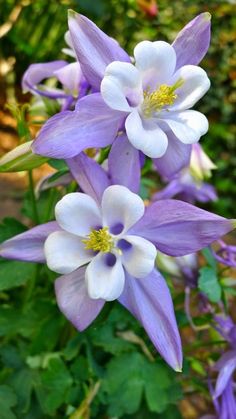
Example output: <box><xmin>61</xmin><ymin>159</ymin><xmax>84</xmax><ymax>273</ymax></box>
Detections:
<box><xmin>153</xmin><ymin>168</ymin><xmax>217</xmax><ymax>204</ymax></box>
<box><xmin>212</xmin><ymin>240</ymin><xmax>236</xmax><ymax>268</ymax></box>
<box><xmin>32</xmin><ymin>12</ymin><xmax>211</xmax><ymax>179</ymax></box>
<box><xmin>22</xmin><ymin>31</ymin><xmax>89</xmax><ymax>110</ymax></box>
<box><xmin>153</xmin><ymin>143</ymin><xmax>217</xmax><ymax>204</ymax></box>
<box><xmin>207</xmin><ymin>316</ymin><xmax>236</xmax><ymax>418</ymax></box>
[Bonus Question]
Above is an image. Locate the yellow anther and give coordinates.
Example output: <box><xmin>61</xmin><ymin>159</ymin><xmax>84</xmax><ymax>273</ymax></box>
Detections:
<box><xmin>142</xmin><ymin>79</ymin><xmax>183</xmax><ymax>117</ymax></box>
<box><xmin>82</xmin><ymin>227</ymin><xmax>114</xmax><ymax>253</ymax></box>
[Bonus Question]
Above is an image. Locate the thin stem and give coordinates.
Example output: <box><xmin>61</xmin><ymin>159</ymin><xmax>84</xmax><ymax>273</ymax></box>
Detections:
<box><xmin>28</xmin><ymin>170</ymin><xmax>39</xmax><ymax>224</ymax></box>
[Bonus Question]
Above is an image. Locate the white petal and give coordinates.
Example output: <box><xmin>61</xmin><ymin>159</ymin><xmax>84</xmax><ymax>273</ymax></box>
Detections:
<box><xmin>134</xmin><ymin>41</ymin><xmax>176</xmax><ymax>88</ymax></box>
<box><xmin>125</xmin><ymin>110</ymin><xmax>168</xmax><ymax>158</ymax></box>
<box><xmin>170</xmin><ymin>65</ymin><xmax>210</xmax><ymax>111</ymax></box>
<box><xmin>55</xmin><ymin>192</ymin><xmax>102</xmax><ymax>236</ymax></box>
<box><xmin>162</xmin><ymin>110</ymin><xmax>209</xmax><ymax>144</ymax></box>
<box><xmin>101</xmin><ymin>61</ymin><xmax>143</xmax><ymax>112</ymax></box>
<box><xmin>44</xmin><ymin>231</ymin><xmax>92</xmax><ymax>274</ymax></box>
<box><xmin>85</xmin><ymin>253</ymin><xmax>125</xmax><ymax>301</ymax></box>
<box><xmin>101</xmin><ymin>185</ymin><xmax>145</xmax><ymax>234</ymax></box>
<box><xmin>121</xmin><ymin>235</ymin><xmax>157</xmax><ymax>278</ymax></box>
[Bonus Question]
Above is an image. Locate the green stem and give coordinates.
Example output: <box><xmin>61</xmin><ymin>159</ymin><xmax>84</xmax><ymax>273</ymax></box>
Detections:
<box><xmin>28</xmin><ymin>170</ymin><xmax>39</xmax><ymax>224</ymax></box>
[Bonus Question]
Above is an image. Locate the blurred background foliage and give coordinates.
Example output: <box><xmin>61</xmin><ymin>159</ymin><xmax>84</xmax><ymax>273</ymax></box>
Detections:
<box><xmin>0</xmin><ymin>1</ymin><xmax>236</xmax><ymax>418</ymax></box>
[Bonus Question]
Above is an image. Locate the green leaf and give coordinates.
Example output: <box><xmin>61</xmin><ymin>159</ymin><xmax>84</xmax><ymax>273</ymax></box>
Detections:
<box><xmin>201</xmin><ymin>247</ymin><xmax>217</xmax><ymax>271</ymax></box>
<box><xmin>35</xmin><ymin>358</ymin><xmax>73</xmax><ymax>415</ymax></box>
<box><xmin>101</xmin><ymin>353</ymin><xmax>182</xmax><ymax>417</ymax></box>
<box><xmin>198</xmin><ymin>267</ymin><xmax>222</xmax><ymax>303</ymax></box>
<box><xmin>0</xmin><ymin>260</ymin><xmax>36</xmax><ymax>291</ymax></box>
<box><xmin>0</xmin><ymin>218</ymin><xmax>27</xmax><ymax>242</ymax></box>
<box><xmin>0</xmin><ymin>385</ymin><xmax>17</xmax><ymax>419</ymax></box>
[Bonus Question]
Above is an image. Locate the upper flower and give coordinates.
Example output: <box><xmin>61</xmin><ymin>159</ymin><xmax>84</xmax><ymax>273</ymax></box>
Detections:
<box><xmin>101</xmin><ymin>41</ymin><xmax>210</xmax><ymax>158</ymax></box>
<box><xmin>44</xmin><ymin>185</ymin><xmax>156</xmax><ymax>301</ymax></box>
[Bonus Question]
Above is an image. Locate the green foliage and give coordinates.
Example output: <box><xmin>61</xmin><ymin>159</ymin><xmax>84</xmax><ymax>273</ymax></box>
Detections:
<box><xmin>198</xmin><ymin>267</ymin><xmax>221</xmax><ymax>303</ymax></box>
<box><xmin>101</xmin><ymin>353</ymin><xmax>182</xmax><ymax>417</ymax></box>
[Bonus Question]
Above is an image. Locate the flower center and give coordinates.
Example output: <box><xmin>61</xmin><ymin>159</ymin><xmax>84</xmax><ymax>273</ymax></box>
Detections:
<box><xmin>142</xmin><ymin>79</ymin><xmax>183</xmax><ymax>117</ymax></box>
<box><xmin>82</xmin><ymin>227</ymin><xmax>114</xmax><ymax>253</ymax></box>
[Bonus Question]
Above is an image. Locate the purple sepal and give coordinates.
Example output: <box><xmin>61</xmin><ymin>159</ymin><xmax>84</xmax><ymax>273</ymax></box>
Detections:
<box><xmin>130</xmin><ymin>200</ymin><xmax>234</xmax><ymax>257</ymax></box>
<box><xmin>55</xmin><ymin>266</ymin><xmax>105</xmax><ymax>331</ymax></box>
<box><xmin>119</xmin><ymin>269</ymin><xmax>182</xmax><ymax>371</ymax></box>
<box><xmin>0</xmin><ymin>221</ymin><xmax>59</xmax><ymax>263</ymax></box>
<box><xmin>67</xmin><ymin>152</ymin><xmax>111</xmax><ymax>204</ymax></box>
<box><xmin>32</xmin><ymin>93</ymin><xmax>124</xmax><ymax>159</ymax></box>
<box><xmin>22</xmin><ymin>61</ymin><xmax>69</xmax><ymax>99</ymax></box>
<box><xmin>108</xmin><ymin>134</ymin><xmax>141</xmax><ymax>194</ymax></box>
<box><xmin>153</xmin><ymin>176</ymin><xmax>217</xmax><ymax>204</ymax></box>
<box><xmin>153</xmin><ymin>133</ymin><xmax>191</xmax><ymax>180</ymax></box>
<box><xmin>214</xmin><ymin>351</ymin><xmax>236</xmax><ymax>398</ymax></box>
<box><xmin>173</xmin><ymin>12</ymin><xmax>211</xmax><ymax>70</ymax></box>
<box><xmin>68</xmin><ymin>11</ymin><xmax>130</xmax><ymax>90</ymax></box>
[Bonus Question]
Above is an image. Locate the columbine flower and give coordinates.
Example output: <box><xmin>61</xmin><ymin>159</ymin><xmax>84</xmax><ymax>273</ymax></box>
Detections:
<box><xmin>44</xmin><ymin>185</ymin><xmax>157</xmax><ymax>301</ymax></box>
<box><xmin>1</xmin><ymin>174</ymin><xmax>234</xmax><ymax>370</ymax></box>
<box><xmin>153</xmin><ymin>168</ymin><xmax>217</xmax><ymax>204</ymax></box>
<box><xmin>212</xmin><ymin>240</ymin><xmax>236</xmax><ymax>268</ymax></box>
<box><xmin>100</xmin><ymin>41</ymin><xmax>210</xmax><ymax>158</ymax></box>
<box><xmin>22</xmin><ymin>31</ymin><xmax>89</xmax><ymax>110</ymax></box>
<box><xmin>32</xmin><ymin>12</ymin><xmax>211</xmax><ymax>178</ymax></box>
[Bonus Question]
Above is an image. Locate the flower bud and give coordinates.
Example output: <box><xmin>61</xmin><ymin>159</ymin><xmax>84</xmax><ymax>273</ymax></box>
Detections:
<box><xmin>0</xmin><ymin>141</ymin><xmax>47</xmax><ymax>172</ymax></box>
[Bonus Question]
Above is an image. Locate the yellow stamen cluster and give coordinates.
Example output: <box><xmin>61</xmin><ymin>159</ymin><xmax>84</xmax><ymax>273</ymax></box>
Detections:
<box><xmin>142</xmin><ymin>79</ymin><xmax>183</xmax><ymax>117</ymax></box>
<box><xmin>82</xmin><ymin>227</ymin><xmax>114</xmax><ymax>253</ymax></box>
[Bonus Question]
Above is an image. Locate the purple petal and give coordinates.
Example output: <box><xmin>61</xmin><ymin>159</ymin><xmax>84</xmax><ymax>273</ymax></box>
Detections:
<box><xmin>32</xmin><ymin>93</ymin><xmax>124</xmax><ymax>159</ymax></box>
<box><xmin>130</xmin><ymin>200</ymin><xmax>234</xmax><ymax>257</ymax></box>
<box><xmin>173</xmin><ymin>13</ymin><xmax>211</xmax><ymax>70</ymax></box>
<box><xmin>55</xmin><ymin>266</ymin><xmax>105</xmax><ymax>331</ymax></box>
<box><xmin>67</xmin><ymin>152</ymin><xmax>111</xmax><ymax>204</ymax></box>
<box><xmin>153</xmin><ymin>132</ymin><xmax>191</xmax><ymax>180</ymax></box>
<box><xmin>0</xmin><ymin>221</ymin><xmax>59</xmax><ymax>263</ymax></box>
<box><xmin>108</xmin><ymin>134</ymin><xmax>141</xmax><ymax>193</ymax></box>
<box><xmin>22</xmin><ymin>61</ymin><xmax>68</xmax><ymax>98</ymax></box>
<box><xmin>214</xmin><ymin>351</ymin><xmax>236</xmax><ymax>398</ymax></box>
<box><xmin>152</xmin><ymin>179</ymin><xmax>183</xmax><ymax>201</ymax></box>
<box><xmin>119</xmin><ymin>269</ymin><xmax>182</xmax><ymax>371</ymax></box>
<box><xmin>68</xmin><ymin>10</ymin><xmax>130</xmax><ymax>90</ymax></box>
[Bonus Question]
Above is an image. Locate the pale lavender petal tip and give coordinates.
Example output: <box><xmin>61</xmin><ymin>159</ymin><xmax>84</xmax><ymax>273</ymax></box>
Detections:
<box><xmin>0</xmin><ymin>221</ymin><xmax>59</xmax><ymax>263</ymax></box>
<box><xmin>173</xmin><ymin>12</ymin><xmax>211</xmax><ymax>69</ymax></box>
<box><xmin>67</xmin><ymin>152</ymin><xmax>111</xmax><ymax>204</ymax></box>
<box><xmin>119</xmin><ymin>269</ymin><xmax>183</xmax><ymax>371</ymax></box>
<box><xmin>55</xmin><ymin>266</ymin><xmax>105</xmax><ymax>331</ymax></box>
<box><xmin>68</xmin><ymin>10</ymin><xmax>130</xmax><ymax>90</ymax></box>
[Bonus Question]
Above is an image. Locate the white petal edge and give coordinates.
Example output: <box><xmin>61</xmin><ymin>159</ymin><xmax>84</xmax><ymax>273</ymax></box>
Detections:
<box><xmin>101</xmin><ymin>61</ymin><xmax>143</xmax><ymax>112</ymax></box>
<box><xmin>125</xmin><ymin>110</ymin><xmax>168</xmax><ymax>158</ymax></box>
<box><xmin>170</xmin><ymin>65</ymin><xmax>210</xmax><ymax>111</ymax></box>
<box><xmin>55</xmin><ymin>192</ymin><xmax>102</xmax><ymax>236</ymax></box>
<box><xmin>44</xmin><ymin>231</ymin><xmax>93</xmax><ymax>274</ymax></box>
<box><xmin>85</xmin><ymin>253</ymin><xmax>125</xmax><ymax>301</ymax></box>
<box><xmin>101</xmin><ymin>185</ymin><xmax>145</xmax><ymax>234</ymax></box>
<box><xmin>122</xmin><ymin>234</ymin><xmax>157</xmax><ymax>278</ymax></box>
<box><xmin>162</xmin><ymin>110</ymin><xmax>209</xmax><ymax>144</ymax></box>
<box><xmin>134</xmin><ymin>41</ymin><xmax>176</xmax><ymax>88</ymax></box>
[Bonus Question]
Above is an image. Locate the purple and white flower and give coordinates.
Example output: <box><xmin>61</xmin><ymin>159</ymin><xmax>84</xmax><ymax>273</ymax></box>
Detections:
<box><xmin>32</xmin><ymin>12</ymin><xmax>211</xmax><ymax>178</ymax></box>
<box><xmin>45</xmin><ymin>185</ymin><xmax>157</xmax><ymax>301</ymax></box>
<box><xmin>100</xmin><ymin>41</ymin><xmax>210</xmax><ymax>158</ymax></box>
<box><xmin>22</xmin><ymin>31</ymin><xmax>89</xmax><ymax>110</ymax></box>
